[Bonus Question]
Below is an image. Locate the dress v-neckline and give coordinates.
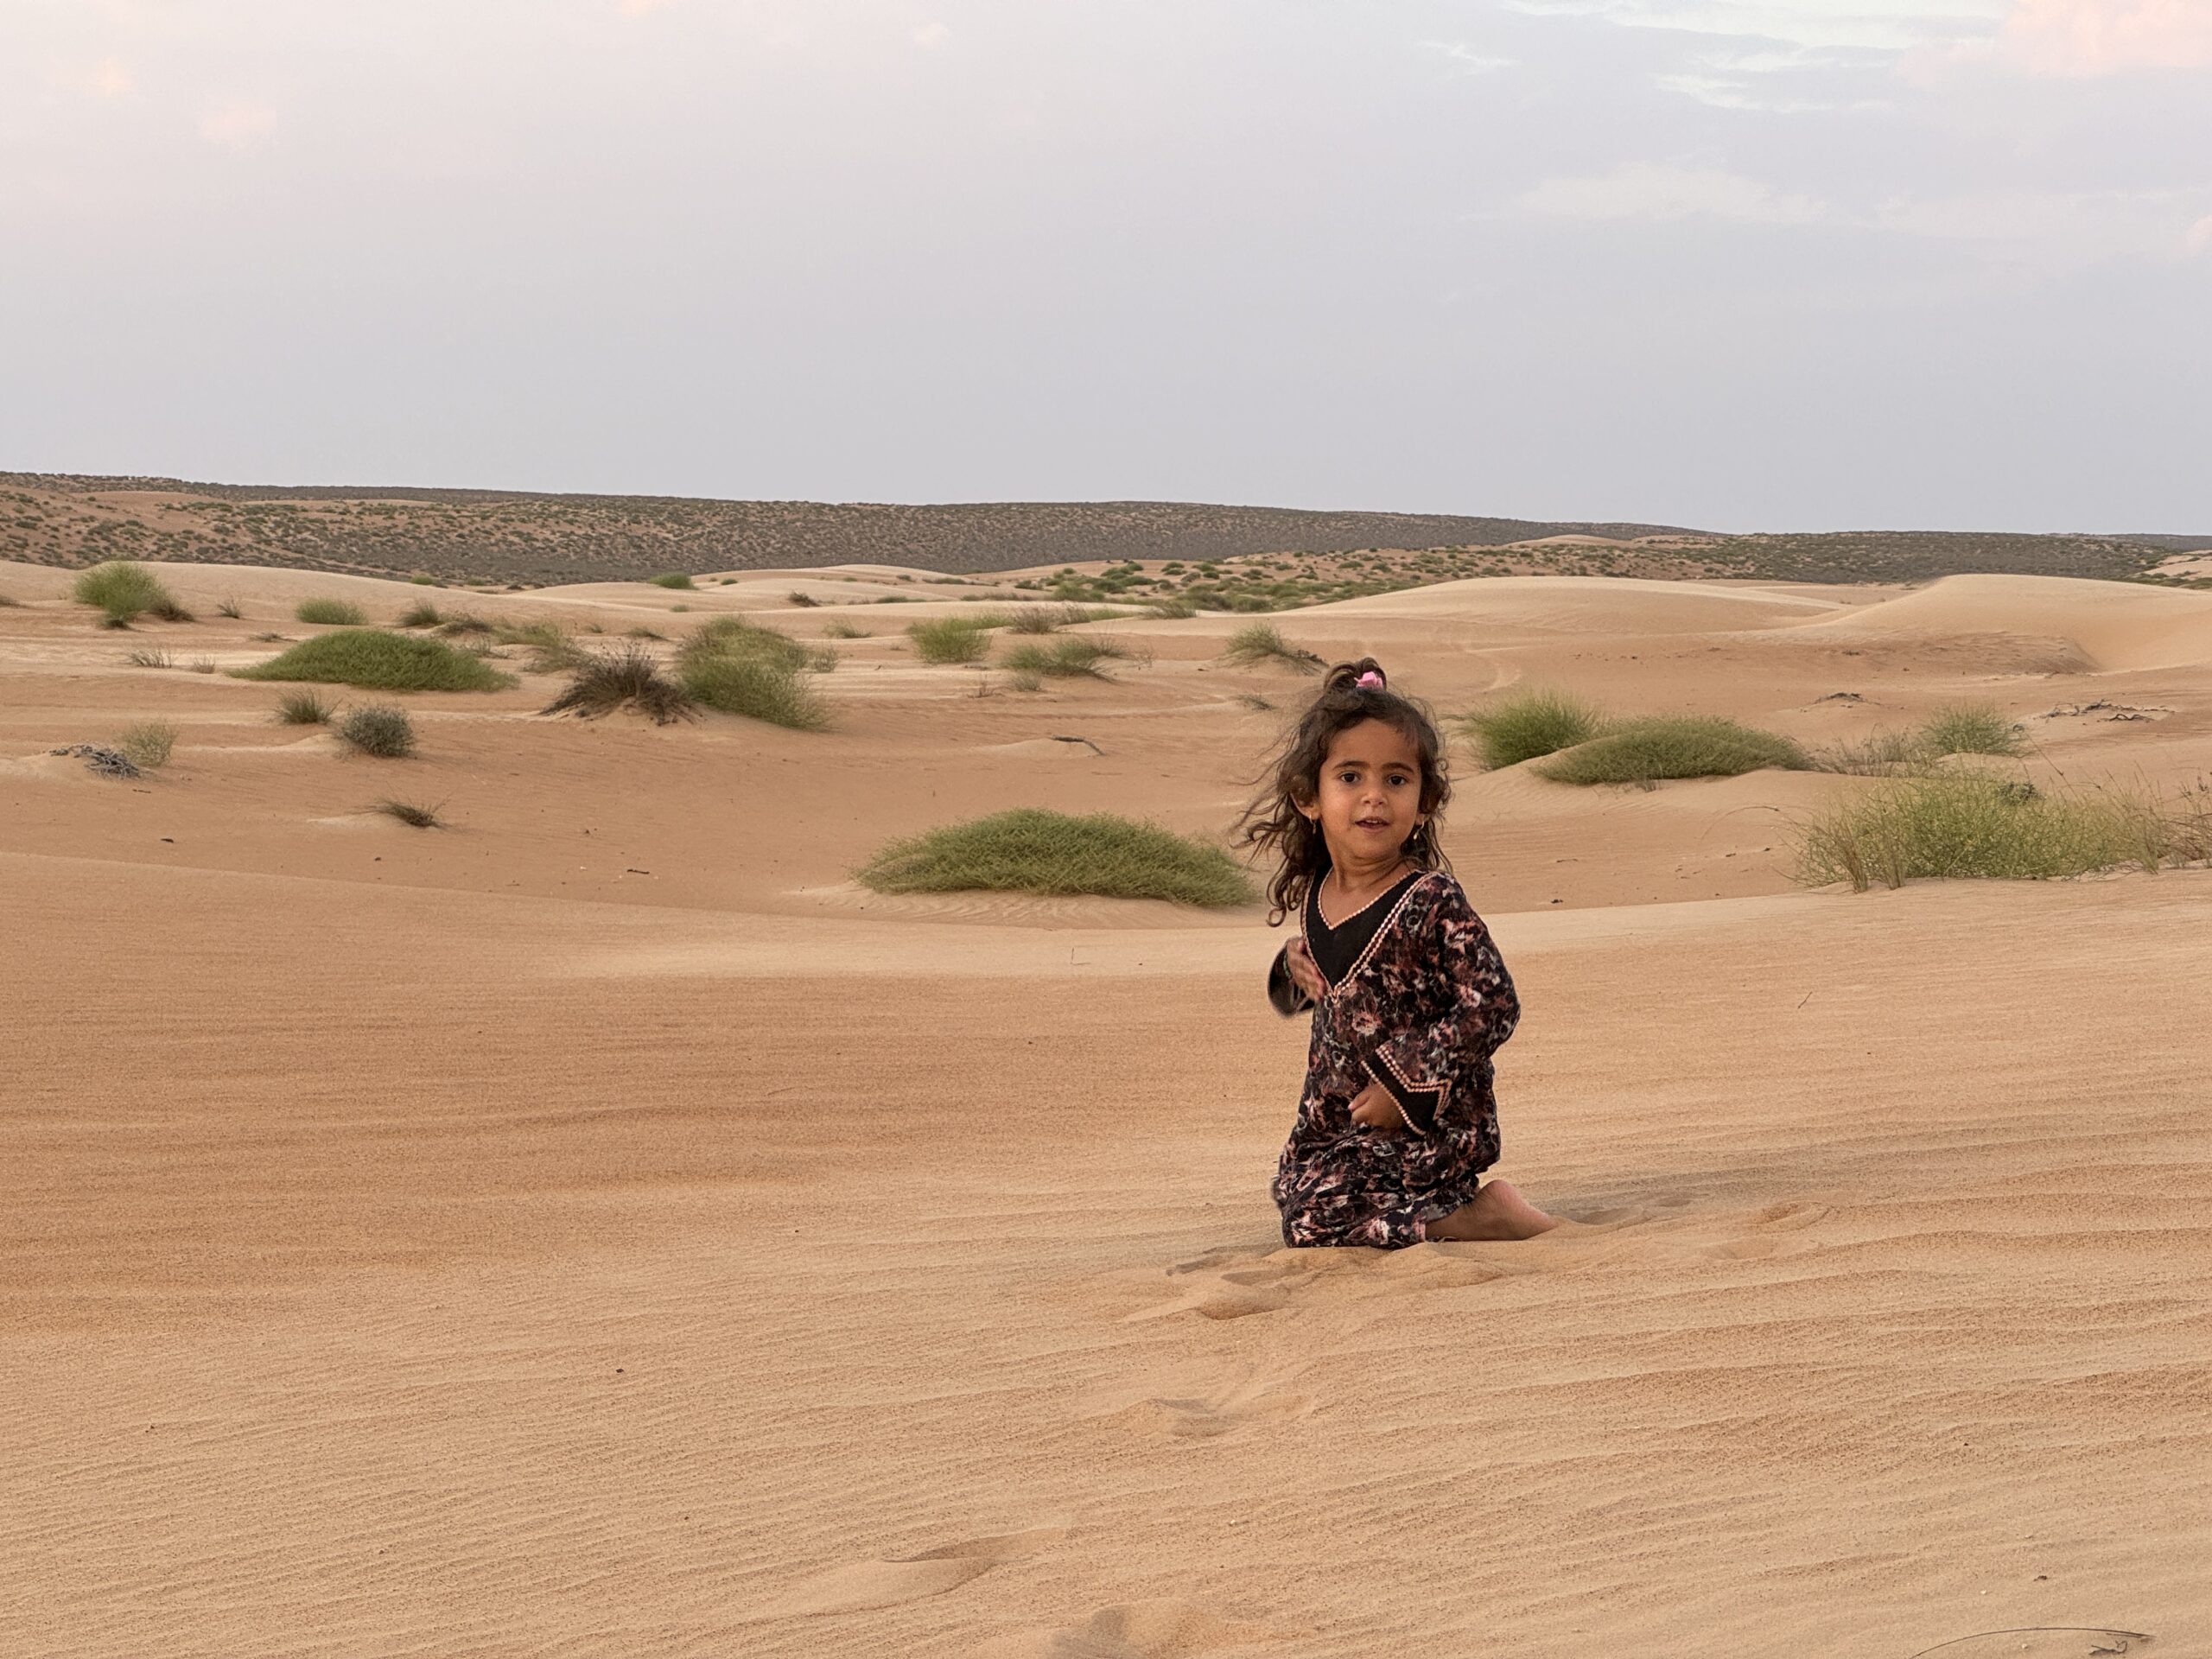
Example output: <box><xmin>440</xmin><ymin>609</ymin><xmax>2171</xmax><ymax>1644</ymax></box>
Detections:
<box><xmin>1314</xmin><ymin>867</ymin><xmax>1414</xmax><ymax>932</ymax></box>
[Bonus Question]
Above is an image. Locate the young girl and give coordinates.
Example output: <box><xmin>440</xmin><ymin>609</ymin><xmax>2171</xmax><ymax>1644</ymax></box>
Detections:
<box><xmin>1240</xmin><ymin>658</ymin><xmax>1558</xmax><ymax>1249</ymax></box>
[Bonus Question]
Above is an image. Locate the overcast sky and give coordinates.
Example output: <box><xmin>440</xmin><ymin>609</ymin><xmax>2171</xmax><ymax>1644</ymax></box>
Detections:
<box><xmin>3</xmin><ymin>1</ymin><xmax>2208</xmax><ymax>531</ymax></box>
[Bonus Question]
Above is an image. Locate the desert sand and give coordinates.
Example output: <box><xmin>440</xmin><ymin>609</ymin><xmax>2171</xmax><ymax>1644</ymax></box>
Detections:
<box><xmin>4</xmin><ymin>560</ymin><xmax>2209</xmax><ymax>1658</ymax></box>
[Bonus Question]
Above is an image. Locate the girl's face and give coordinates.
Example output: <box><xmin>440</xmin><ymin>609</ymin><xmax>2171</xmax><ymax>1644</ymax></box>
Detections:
<box><xmin>1300</xmin><ymin>718</ymin><xmax>1427</xmax><ymax>868</ymax></box>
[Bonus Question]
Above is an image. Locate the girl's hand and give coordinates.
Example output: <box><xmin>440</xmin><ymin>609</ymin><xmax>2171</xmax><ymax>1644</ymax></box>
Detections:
<box><xmin>1349</xmin><ymin>1081</ymin><xmax>1404</xmax><ymax>1132</ymax></box>
<box><xmin>1285</xmin><ymin>938</ymin><xmax>1325</xmax><ymax>1001</ymax></box>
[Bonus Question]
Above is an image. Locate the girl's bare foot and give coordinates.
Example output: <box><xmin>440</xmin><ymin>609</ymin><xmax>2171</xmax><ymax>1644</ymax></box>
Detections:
<box><xmin>1424</xmin><ymin>1179</ymin><xmax>1560</xmax><ymax>1242</ymax></box>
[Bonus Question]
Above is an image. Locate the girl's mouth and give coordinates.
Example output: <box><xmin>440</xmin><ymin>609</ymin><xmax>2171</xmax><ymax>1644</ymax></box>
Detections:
<box><xmin>1353</xmin><ymin>817</ymin><xmax>1391</xmax><ymax>830</ymax></box>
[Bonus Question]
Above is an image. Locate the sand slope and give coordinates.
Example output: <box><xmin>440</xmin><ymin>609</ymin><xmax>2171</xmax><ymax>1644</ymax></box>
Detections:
<box><xmin>5</xmin><ymin>563</ymin><xmax>2210</xmax><ymax>1656</ymax></box>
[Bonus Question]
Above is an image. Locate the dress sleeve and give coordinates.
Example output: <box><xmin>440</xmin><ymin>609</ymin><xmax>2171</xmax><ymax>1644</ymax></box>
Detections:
<box><xmin>1362</xmin><ymin>880</ymin><xmax>1518</xmax><ymax>1140</ymax></box>
<box><xmin>1267</xmin><ymin>944</ymin><xmax>1313</xmax><ymax>1017</ymax></box>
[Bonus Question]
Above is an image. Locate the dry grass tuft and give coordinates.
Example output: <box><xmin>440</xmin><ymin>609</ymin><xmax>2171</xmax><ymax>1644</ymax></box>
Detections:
<box><xmin>857</xmin><ymin>809</ymin><xmax>1254</xmax><ymax>907</ymax></box>
<box><xmin>275</xmin><ymin>690</ymin><xmax>334</xmax><ymax>725</ymax></box>
<box><xmin>1536</xmin><ymin>716</ymin><xmax>1809</xmax><ymax>786</ymax></box>
<box><xmin>296</xmin><ymin>597</ymin><xmax>368</xmax><ymax>626</ymax></box>
<box><xmin>73</xmin><ymin>561</ymin><xmax>185</xmax><ymax>627</ymax></box>
<box><xmin>541</xmin><ymin>645</ymin><xmax>697</xmax><ymax>725</ymax></box>
<box><xmin>373</xmin><ymin>798</ymin><xmax>444</xmax><ymax>828</ymax></box>
<box><xmin>116</xmin><ymin>721</ymin><xmax>178</xmax><ymax>769</ymax></box>
<box><xmin>233</xmin><ymin>629</ymin><xmax>517</xmax><ymax>692</ymax></box>
<box><xmin>1460</xmin><ymin>690</ymin><xmax>1606</xmax><ymax>770</ymax></box>
<box><xmin>1219</xmin><ymin>623</ymin><xmax>1323</xmax><ymax>672</ymax></box>
<box><xmin>1796</xmin><ymin>773</ymin><xmax>2209</xmax><ymax>890</ymax></box>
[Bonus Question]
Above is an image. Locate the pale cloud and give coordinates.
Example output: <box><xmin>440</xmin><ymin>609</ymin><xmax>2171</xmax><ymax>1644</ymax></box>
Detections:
<box><xmin>912</xmin><ymin>21</ymin><xmax>951</xmax><ymax>48</ymax></box>
<box><xmin>1517</xmin><ymin>161</ymin><xmax>1826</xmax><ymax>224</ymax></box>
<box><xmin>2188</xmin><ymin>214</ymin><xmax>2212</xmax><ymax>252</ymax></box>
<box><xmin>91</xmin><ymin>57</ymin><xmax>134</xmax><ymax>99</ymax></box>
<box><xmin>619</xmin><ymin>0</ymin><xmax>675</xmax><ymax>16</ymax></box>
<box><xmin>1499</xmin><ymin>0</ymin><xmax>2008</xmax><ymax>54</ymax></box>
<box><xmin>1994</xmin><ymin>0</ymin><xmax>2212</xmax><ymax>74</ymax></box>
<box><xmin>1423</xmin><ymin>40</ymin><xmax>1516</xmax><ymax>73</ymax></box>
<box><xmin>199</xmin><ymin>101</ymin><xmax>276</xmax><ymax>149</ymax></box>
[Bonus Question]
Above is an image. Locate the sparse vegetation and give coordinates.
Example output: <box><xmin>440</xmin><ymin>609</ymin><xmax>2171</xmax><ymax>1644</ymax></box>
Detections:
<box><xmin>0</xmin><ymin>593</ymin><xmax>20</xmax><ymax>607</ymax></box>
<box><xmin>787</xmin><ymin>590</ymin><xmax>821</xmax><ymax>607</ymax></box>
<box><xmin>187</xmin><ymin>658</ymin><xmax>216</xmax><ymax>674</ymax></box>
<box><xmin>625</xmin><ymin>625</ymin><xmax>666</xmax><ymax>640</ymax></box>
<box><xmin>1919</xmin><ymin>702</ymin><xmax>2026</xmax><ymax>758</ymax></box>
<box><xmin>1536</xmin><ymin>717</ymin><xmax>1810</xmax><ymax>786</ymax></box>
<box><xmin>1460</xmin><ymin>690</ymin><xmax>1607</xmax><ymax>770</ymax></box>
<box><xmin>1220</xmin><ymin>624</ymin><xmax>1324</xmax><ymax>673</ymax></box>
<box><xmin>233</xmin><ymin>629</ymin><xmax>518</xmax><ymax>692</ymax></box>
<box><xmin>821</xmin><ymin>620</ymin><xmax>868</xmax><ymax>639</ymax></box>
<box><xmin>275</xmin><ymin>690</ymin><xmax>333</xmax><ymax>725</ymax></box>
<box><xmin>397</xmin><ymin>601</ymin><xmax>444</xmax><ymax>628</ymax></box>
<box><xmin>73</xmin><ymin>561</ymin><xmax>184</xmax><ymax>627</ymax></box>
<box><xmin>856</xmin><ymin>809</ymin><xmax>1255</xmax><ymax>907</ymax></box>
<box><xmin>336</xmin><ymin>704</ymin><xmax>416</xmax><ymax>758</ymax></box>
<box><xmin>649</xmin><ymin>572</ymin><xmax>694</xmax><ymax>589</ymax></box>
<box><xmin>1001</xmin><ymin>637</ymin><xmax>1127</xmax><ymax>680</ymax></box>
<box><xmin>437</xmin><ymin>614</ymin><xmax>494</xmax><ymax>635</ymax></box>
<box><xmin>682</xmin><ymin>652</ymin><xmax>828</xmax><ymax>730</ymax></box>
<box><xmin>676</xmin><ymin>616</ymin><xmax>827</xmax><ymax>729</ymax></box>
<box><xmin>296</xmin><ymin>597</ymin><xmax>368</xmax><ymax>626</ymax></box>
<box><xmin>116</xmin><ymin>721</ymin><xmax>178</xmax><ymax>769</ymax></box>
<box><xmin>124</xmin><ymin>647</ymin><xmax>175</xmax><ymax>669</ymax></box>
<box><xmin>216</xmin><ymin>597</ymin><xmax>243</xmax><ymax>619</ymax></box>
<box><xmin>541</xmin><ymin>644</ymin><xmax>697</xmax><ymax>724</ymax></box>
<box><xmin>907</xmin><ymin>616</ymin><xmax>994</xmax><ymax>664</ymax></box>
<box><xmin>374</xmin><ymin>798</ymin><xmax>443</xmax><ymax>828</ymax></box>
<box><xmin>493</xmin><ymin>620</ymin><xmax>586</xmax><ymax>673</ymax></box>
<box><xmin>1796</xmin><ymin>774</ymin><xmax>2210</xmax><ymax>890</ymax></box>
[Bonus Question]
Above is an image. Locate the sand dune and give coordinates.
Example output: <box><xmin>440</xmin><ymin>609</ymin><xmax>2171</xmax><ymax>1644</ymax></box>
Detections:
<box><xmin>5</xmin><ymin>560</ymin><xmax>2210</xmax><ymax>1656</ymax></box>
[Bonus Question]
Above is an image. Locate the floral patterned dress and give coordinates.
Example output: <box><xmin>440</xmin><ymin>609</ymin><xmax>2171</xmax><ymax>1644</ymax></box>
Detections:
<box><xmin>1265</xmin><ymin>869</ymin><xmax>1521</xmax><ymax>1249</ymax></box>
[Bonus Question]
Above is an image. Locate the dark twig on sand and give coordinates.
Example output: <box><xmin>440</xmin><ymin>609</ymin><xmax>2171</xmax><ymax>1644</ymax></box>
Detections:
<box><xmin>1901</xmin><ymin>1628</ymin><xmax>2152</xmax><ymax>1659</ymax></box>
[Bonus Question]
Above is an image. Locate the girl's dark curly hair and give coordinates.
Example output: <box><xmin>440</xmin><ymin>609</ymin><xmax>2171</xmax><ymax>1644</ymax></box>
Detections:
<box><xmin>1235</xmin><ymin>657</ymin><xmax>1452</xmax><ymax>924</ymax></box>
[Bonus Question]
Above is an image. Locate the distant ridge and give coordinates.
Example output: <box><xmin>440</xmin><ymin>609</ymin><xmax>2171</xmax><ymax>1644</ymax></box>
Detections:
<box><xmin>0</xmin><ymin>473</ymin><xmax>1697</xmax><ymax>582</ymax></box>
<box><xmin>1</xmin><ymin>472</ymin><xmax>2199</xmax><ymax>586</ymax></box>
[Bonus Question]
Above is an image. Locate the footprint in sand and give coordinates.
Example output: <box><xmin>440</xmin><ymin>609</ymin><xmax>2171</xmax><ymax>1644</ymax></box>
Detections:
<box><xmin>1128</xmin><ymin>1258</ymin><xmax>1314</xmax><ymax>1324</ymax></box>
<box><xmin>744</xmin><ymin>1522</ymin><xmax>1069</xmax><ymax>1621</ymax></box>
<box><xmin>972</xmin><ymin>1598</ymin><xmax>1276</xmax><ymax>1659</ymax></box>
<box><xmin>1077</xmin><ymin>1363</ymin><xmax>1313</xmax><ymax>1443</ymax></box>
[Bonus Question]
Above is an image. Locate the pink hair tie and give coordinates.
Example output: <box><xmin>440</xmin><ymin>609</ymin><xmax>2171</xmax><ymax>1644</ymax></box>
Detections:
<box><xmin>1355</xmin><ymin>670</ymin><xmax>1384</xmax><ymax>688</ymax></box>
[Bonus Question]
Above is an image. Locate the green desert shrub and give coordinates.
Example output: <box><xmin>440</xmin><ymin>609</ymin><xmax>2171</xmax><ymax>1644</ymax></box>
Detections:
<box><xmin>1219</xmin><ymin>623</ymin><xmax>1323</xmax><ymax>672</ymax></box>
<box><xmin>907</xmin><ymin>617</ymin><xmax>993</xmax><ymax>664</ymax></box>
<box><xmin>296</xmin><ymin>597</ymin><xmax>368</xmax><ymax>626</ymax></box>
<box><xmin>1001</xmin><ymin>637</ymin><xmax>1126</xmax><ymax>680</ymax></box>
<box><xmin>116</xmin><ymin>721</ymin><xmax>177</xmax><ymax>769</ymax></box>
<box><xmin>336</xmin><ymin>704</ymin><xmax>416</xmax><ymax>758</ymax></box>
<box><xmin>1919</xmin><ymin>702</ymin><xmax>2026</xmax><ymax>757</ymax></box>
<box><xmin>1460</xmin><ymin>690</ymin><xmax>1606</xmax><ymax>770</ymax></box>
<box><xmin>1796</xmin><ymin>774</ymin><xmax>2194</xmax><ymax>890</ymax></box>
<box><xmin>275</xmin><ymin>690</ymin><xmax>333</xmax><ymax>725</ymax></box>
<box><xmin>682</xmin><ymin>652</ymin><xmax>828</xmax><ymax>730</ymax></box>
<box><xmin>1536</xmin><ymin>716</ymin><xmax>1810</xmax><ymax>786</ymax></box>
<box><xmin>856</xmin><ymin>809</ymin><xmax>1254</xmax><ymax>907</ymax></box>
<box><xmin>540</xmin><ymin>644</ymin><xmax>696</xmax><ymax>725</ymax></box>
<box><xmin>436</xmin><ymin>613</ymin><xmax>494</xmax><ymax>635</ymax></box>
<box><xmin>397</xmin><ymin>601</ymin><xmax>444</xmax><ymax>629</ymax></box>
<box><xmin>649</xmin><ymin>572</ymin><xmax>695</xmax><ymax>589</ymax></box>
<box><xmin>1146</xmin><ymin>595</ymin><xmax>1198</xmax><ymax>619</ymax></box>
<box><xmin>676</xmin><ymin>617</ymin><xmax>826</xmax><ymax>729</ymax></box>
<box><xmin>73</xmin><ymin>561</ymin><xmax>184</xmax><ymax>626</ymax></box>
<box><xmin>492</xmin><ymin>620</ymin><xmax>586</xmax><ymax>673</ymax></box>
<box><xmin>678</xmin><ymin>615</ymin><xmax>808</xmax><ymax>671</ymax></box>
<box><xmin>233</xmin><ymin>630</ymin><xmax>517</xmax><ymax>692</ymax></box>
